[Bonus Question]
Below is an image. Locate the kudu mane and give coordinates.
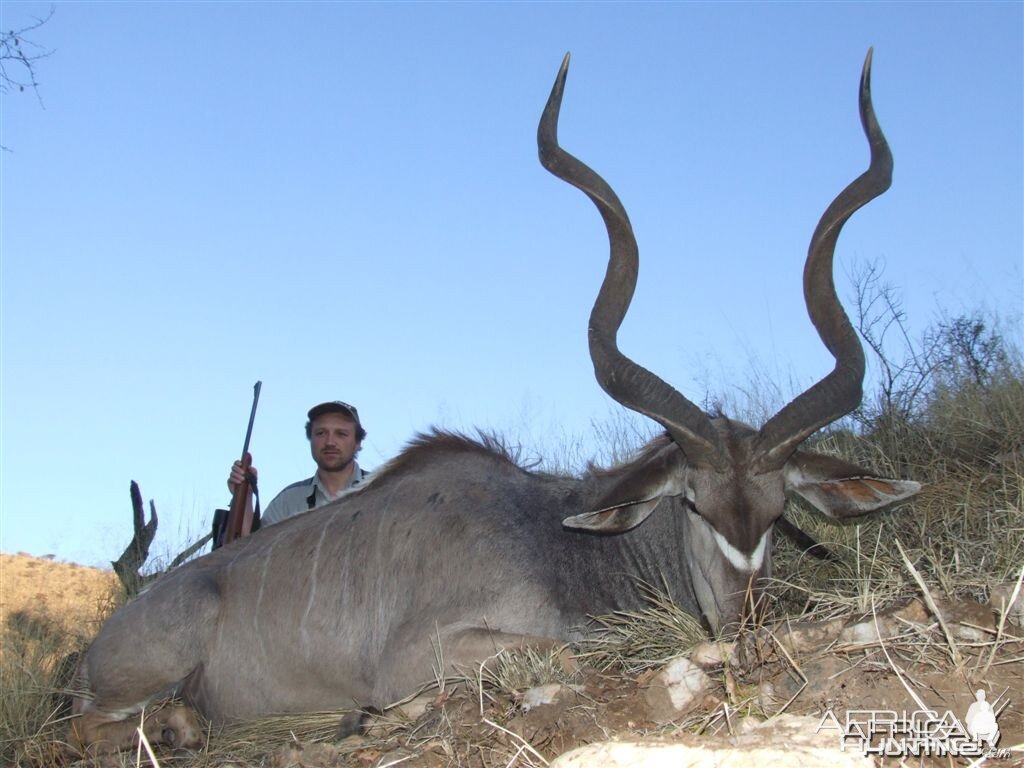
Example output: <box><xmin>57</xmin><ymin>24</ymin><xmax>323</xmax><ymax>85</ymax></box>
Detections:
<box><xmin>374</xmin><ymin>427</ymin><xmax>675</xmax><ymax>486</ymax></box>
<box><xmin>375</xmin><ymin>429</ymin><xmax>528</xmax><ymax>479</ymax></box>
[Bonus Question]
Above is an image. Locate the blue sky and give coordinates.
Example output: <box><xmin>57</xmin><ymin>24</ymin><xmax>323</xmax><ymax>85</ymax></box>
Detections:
<box><xmin>2</xmin><ymin>2</ymin><xmax>1021</xmax><ymax>567</ymax></box>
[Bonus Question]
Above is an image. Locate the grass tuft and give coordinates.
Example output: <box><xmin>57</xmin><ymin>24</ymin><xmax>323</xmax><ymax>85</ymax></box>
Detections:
<box><xmin>577</xmin><ymin>581</ymin><xmax>708</xmax><ymax>673</ymax></box>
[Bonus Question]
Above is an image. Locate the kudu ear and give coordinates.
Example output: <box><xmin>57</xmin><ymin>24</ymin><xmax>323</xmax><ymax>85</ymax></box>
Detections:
<box><xmin>785</xmin><ymin>450</ymin><xmax>921</xmax><ymax>519</ymax></box>
<box><xmin>563</xmin><ymin>441</ymin><xmax>687</xmax><ymax>533</ymax></box>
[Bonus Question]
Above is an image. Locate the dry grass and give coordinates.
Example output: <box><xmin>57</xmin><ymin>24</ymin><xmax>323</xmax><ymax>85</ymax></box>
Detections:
<box><xmin>767</xmin><ymin>425</ymin><xmax>1023</xmax><ymax>627</ymax></box>
<box><xmin>1</xmin><ymin>554</ymin><xmax>121</xmax><ymax>767</ymax></box>
<box><xmin>576</xmin><ymin>580</ymin><xmax>708</xmax><ymax>673</ymax></box>
<box><xmin>475</xmin><ymin>646</ymin><xmax>580</xmax><ymax>700</ymax></box>
<box><xmin>0</xmin><ymin>554</ymin><xmax>120</xmax><ymax>635</ymax></box>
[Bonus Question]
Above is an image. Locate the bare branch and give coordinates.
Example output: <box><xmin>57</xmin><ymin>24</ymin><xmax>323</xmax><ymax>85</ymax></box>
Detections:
<box><xmin>0</xmin><ymin>5</ymin><xmax>55</xmax><ymax>106</ymax></box>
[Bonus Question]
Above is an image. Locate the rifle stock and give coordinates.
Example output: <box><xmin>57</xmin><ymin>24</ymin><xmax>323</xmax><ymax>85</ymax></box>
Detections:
<box><xmin>224</xmin><ymin>452</ymin><xmax>254</xmax><ymax>544</ymax></box>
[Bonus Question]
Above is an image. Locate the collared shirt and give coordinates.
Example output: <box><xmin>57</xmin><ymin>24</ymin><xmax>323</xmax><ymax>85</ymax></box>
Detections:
<box><xmin>261</xmin><ymin>461</ymin><xmax>368</xmax><ymax>526</ymax></box>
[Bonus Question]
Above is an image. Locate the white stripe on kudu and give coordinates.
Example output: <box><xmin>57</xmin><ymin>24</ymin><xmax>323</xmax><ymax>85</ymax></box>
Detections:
<box><xmin>712</xmin><ymin>529</ymin><xmax>768</xmax><ymax>573</ymax></box>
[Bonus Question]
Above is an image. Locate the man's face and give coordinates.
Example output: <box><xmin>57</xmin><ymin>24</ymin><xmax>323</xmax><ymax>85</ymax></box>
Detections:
<box><xmin>309</xmin><ymin>413</ymin><xmax>361</xmax><ymax>473</ymax></box>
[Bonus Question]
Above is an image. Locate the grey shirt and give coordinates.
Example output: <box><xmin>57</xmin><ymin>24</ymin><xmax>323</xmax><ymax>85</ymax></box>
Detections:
<box><xmin>261</xmin><ymin>461</ymin><xmax>368</xmax><ymax>526</ymax></box>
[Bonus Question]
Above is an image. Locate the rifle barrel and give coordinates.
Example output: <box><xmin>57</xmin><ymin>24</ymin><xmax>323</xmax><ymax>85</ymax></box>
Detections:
<box><xmin>240</xmin><ymin>381</ymin><xmax>262</xmax><ymax>461</ymax></box>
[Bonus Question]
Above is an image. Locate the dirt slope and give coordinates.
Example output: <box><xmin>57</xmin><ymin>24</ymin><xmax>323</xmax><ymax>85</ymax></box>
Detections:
<box><xmin>0</xmin><ymin>552</ymin><xmax>118</xmax><ymax>638</ymax></box>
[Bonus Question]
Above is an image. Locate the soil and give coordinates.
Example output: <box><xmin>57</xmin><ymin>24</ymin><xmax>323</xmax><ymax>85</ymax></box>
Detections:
<box><xmin>330</xmin><ymin>629</ymin><xmax>1024</xmax><ymax>768</ymax></box>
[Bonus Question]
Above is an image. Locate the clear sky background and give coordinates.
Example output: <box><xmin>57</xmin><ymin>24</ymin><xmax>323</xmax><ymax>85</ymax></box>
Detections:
<box><xmin>2</xmin><ymin>2</ymin><xmax>1021</xmax><ymax>568</ymax></box>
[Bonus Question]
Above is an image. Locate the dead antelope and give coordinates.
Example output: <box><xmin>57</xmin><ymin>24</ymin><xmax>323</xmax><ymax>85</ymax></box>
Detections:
<box><xmin>70</xmin><ymin>50</ymin><xmax>918</xmax><ymax>754</ymax></box>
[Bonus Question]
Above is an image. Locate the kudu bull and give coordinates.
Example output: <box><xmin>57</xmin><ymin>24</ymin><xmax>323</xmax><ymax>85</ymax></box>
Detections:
<box><xmin>70</xmin><ymin>51</ymin><xmax>919</xmax><ymax>753</ymax></box>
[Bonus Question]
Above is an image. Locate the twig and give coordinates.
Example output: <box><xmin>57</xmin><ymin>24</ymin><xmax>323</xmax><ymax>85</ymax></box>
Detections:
<box><xmin>430</xmin><ymin>623</ymin><xmax>447</xmax><ymax>696</ymax></box>
<box><xmin>135</xmin><ymin>718</ymin><xmax>161</xmax><ymax>768</ymax></box>
<box><xmin>894</xmin><ymin>538</ymin><xmax>962</xmax><ymax>666</ymax></box>
<box><xmin>482</xmin><ymin>718</ymin><xmax>549</xmax><ymax>766</ymax></box>
<box><xmin>478</xmin><ymin>650</ymin><xmax>505</xmax><ymax>717</ymax></box>
<box><xmin>871</xmin><ymin>599</ymin><xmax>931</xmax><ymax>713</ymax></box>
<box><xmin>765</xmin><ymin>628</ymin><xmax>809</xmax><ymax>717</ymax></box>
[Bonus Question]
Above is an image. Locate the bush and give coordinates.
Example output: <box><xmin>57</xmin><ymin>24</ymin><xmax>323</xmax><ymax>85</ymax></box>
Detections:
<box><xmin>772</xmin><ymin>288</ymin><xmax>1024</xmax><ymax>614</ymax></box>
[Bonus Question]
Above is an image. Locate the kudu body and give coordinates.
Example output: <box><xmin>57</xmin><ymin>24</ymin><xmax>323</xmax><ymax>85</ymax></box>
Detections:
<box><xmin>70</xmin><ymin>52</ymin><xmax>919</xmax><ymax>754</ymax></box>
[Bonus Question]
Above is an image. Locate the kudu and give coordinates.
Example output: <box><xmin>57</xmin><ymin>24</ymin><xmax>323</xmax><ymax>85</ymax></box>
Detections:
<box><xmin>69</xmin><ymin>51</ymin><xmax>919</xmax><ymax>754</ymax></box>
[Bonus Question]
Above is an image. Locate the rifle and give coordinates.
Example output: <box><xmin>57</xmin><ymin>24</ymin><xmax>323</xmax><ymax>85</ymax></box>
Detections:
<box><xmin>213</xmin><ymin>381</ymin><xmax>262</xmax><ymax>548</ymax></box>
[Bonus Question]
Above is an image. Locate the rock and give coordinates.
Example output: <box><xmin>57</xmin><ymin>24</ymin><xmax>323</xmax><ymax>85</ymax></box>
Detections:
<box><xmin>688</xmin><ymin>640</ymin><xmax>736</xmax><ymax>668</ymax></box>
<box><xmin>838</xmin><ymin>617</ymin><xmax>892</xmax><ymax>645</ymax></box>
<box><xmin>642</xmin><ymin>657</ymin><xmax>711</xmax><ymax>723</ymax></box>
<box><xmin>989</xmin><ymin>583</ymin><xmax>1024</xmax><ymax>626</ymax></box>
<box><xmin>837</xmin><ymin>600</ymin><xmax>993</xmax><ymax>645</ymax></box>
<box><xmin>891</xmin><ymin>598</ymin><xmax>930</xmax><ymax>625</ymax></box>
<box><xmin>268</xmin><ymin>742</ymin><xmax>342</xmax><ymax>768</ymax></box>
<box><xmin>549</xmin><ymin>714</ymin><xmax>873</xmax><ymax>767</ymax></box>
<box><xmin>384</xmin><ymin>691</ymin><xmax>434</xmax><ymax>722</ymax></box>
<box><xmin>734</xmin><ymin>714</ymin><xmax>847</xmax><ymax>749</ymax></box>
<box><xmin>773</xmin><ymin>617</ymin><xmax>845</xmax><ymax>654</ymax></box>
<box><xmin>934</xmin><ymin>597</ymin><xmax>997</xmax><ymax>640</ymax></box>
<box><xmin>757</xmin><ymin>680</ymin><xmax>780</xmax><ymax>711</ymax></box>
<box><xmin>520</xmin><ymin>683</ymin><xmax>565</xmax><ymax>711</ymax></box>
<box><xmin>373</xmin><ymin>748</ymin><xmax>415</xmax><ymax>767</ymax></box>
<box><xmin>953</xmin><ymin>622</ymin><xmax>988</xmax><ymax>641</ymax></box>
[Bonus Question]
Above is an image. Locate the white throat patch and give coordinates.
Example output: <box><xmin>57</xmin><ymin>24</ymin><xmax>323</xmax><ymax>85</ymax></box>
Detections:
<box><xmin>711</xmin><ymin>528</ymin><xmax>768</xmax><ymax>573</ymax></box>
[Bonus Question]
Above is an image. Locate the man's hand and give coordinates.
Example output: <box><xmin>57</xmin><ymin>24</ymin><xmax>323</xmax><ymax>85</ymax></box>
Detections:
<box><xmin>227</xmin><ymin>460</ymin><xmax>258</xmax><ymax>493</ymax></box>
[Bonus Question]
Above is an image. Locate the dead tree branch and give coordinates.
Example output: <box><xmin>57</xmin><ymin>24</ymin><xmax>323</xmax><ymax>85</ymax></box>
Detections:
<box><xmin>112</xmin><ymin>481</ymin><xmax>213</xmax><ymax>596</ymax></box>
<box><xmin>112</xmin><ymin>481</ymin><xmax>158</xmax><ymax>597</ymax></box>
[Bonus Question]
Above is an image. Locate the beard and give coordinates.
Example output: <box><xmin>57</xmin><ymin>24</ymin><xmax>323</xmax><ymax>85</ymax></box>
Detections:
<box><xmin>316</xmin><ymin>451</ymin><xmax>354</xmax><ymax>472</ymax></box>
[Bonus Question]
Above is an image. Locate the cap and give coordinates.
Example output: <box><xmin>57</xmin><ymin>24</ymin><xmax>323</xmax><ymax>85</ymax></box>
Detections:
<box><xmin>307</xmin><ymin>401</ymin><xmax>361</xmax><ymax>426</ymax></box>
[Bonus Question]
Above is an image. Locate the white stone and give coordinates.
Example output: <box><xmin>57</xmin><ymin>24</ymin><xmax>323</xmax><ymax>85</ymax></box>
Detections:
<box><xmin>642</xmin><ymin>657</ymin><xmax>711</xmax><ymax>722</ymax></box>
<box><xmin>838</xmin><ymin>618</ymin><xmax>891</xmax><ymax>645</ymax></box>
<box><xmin>549</xmin><ymin>739</ymin><xmax>873</xmax><ymax>768</ymax></box>
<box><xmin>520</xmin><ymin>682</ymin><xmax>564</xmax><ymax>711</ymax></box>
<box><xmin>688</xmin><ymin>641</ymin><xmax>736</xmax><ymax>668</ymax></box>
<box><xmin>550</xmin><ymin>716</ymin><xmax>872</xmax><ymax>767</ymax></box>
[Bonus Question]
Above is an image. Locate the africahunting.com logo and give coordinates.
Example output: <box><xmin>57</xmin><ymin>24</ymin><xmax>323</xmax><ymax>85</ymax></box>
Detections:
<box><xmin>816</xmin><ymin>689</ymin><xmax>1011</xmax><ymax>759</ymax></box>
